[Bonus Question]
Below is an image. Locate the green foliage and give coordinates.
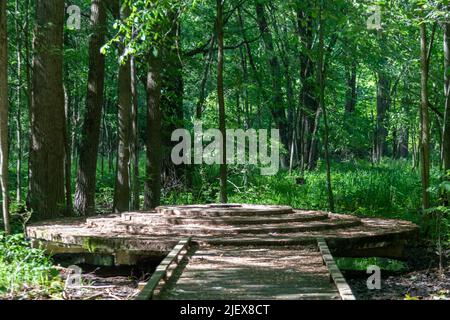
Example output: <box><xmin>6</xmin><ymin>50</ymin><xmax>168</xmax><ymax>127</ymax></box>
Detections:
<box><xmin>160</xmin><ymin>160</ymin><xmax>432</xmax><ymax>225</ymax></box>
<box><xmin>0</xmin><ymin>234</ymin><xmax>62</xmax><ymax>299</ymax></box>
<box><xmin>336</xmin><ymin>257</ymin><xmax>407</xmax><ymax>272</ymax></box>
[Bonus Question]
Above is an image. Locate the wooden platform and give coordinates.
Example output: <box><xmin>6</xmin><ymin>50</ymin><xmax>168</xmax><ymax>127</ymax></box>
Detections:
<box><xmin>26</xmin><ymin>204</ymin><xmax>419</xmax><ymax>300</ymax></box>
<box><xmin>26</xmin><ymin>204</ymin><xmax>419</xmax><ymax>265</ymax></box>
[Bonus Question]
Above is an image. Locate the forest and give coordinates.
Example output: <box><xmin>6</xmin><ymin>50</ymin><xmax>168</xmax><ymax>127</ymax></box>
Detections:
<box><xmin>0</xmin><ymin>0</ymin><xmax>449</xmax><ymax>301</ymax></box>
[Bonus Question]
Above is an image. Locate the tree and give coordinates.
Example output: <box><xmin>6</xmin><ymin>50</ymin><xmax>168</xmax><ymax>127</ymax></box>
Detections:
<box><xmin>0</xmin><ymin>0</ymin><xmax>10</xmax><ymax>233</ymax></box>
<box><xmin>28</xmin><ymin>1</ymin><xmax>66</xmax><ymax>219</ymax></box>
<box><xmin>419</xmin><ymin>13</ymin><xmax>431</xmax><ymax>210</ymax></box>
<box><xmin>74</xmin><ymin>0</ymin><xmax>108</xmax><ymax>216</ymax></box>
<box><xmin>443</xmin><ymin>13</ymin><xmax>450</xmax><ymax>177</ymax></box>
<box><xmin>375</xmin><ymin>32</ymin><xmax>391</xmax><ymax>162</ymax></box>
<box><xmin>130</xmin><ymin>56</ymin><xmax>140</xmax><ymax>210</ymax></box>
<box><xmin>144</xmin><ymin>50</ymin><xmax>162</xmax><ymax>209</ymax></box>
<box><xmin>317</xmin><ymin>3</ymin><xmax>334</xmax><ymax>212</ymax></box>
<box><xmin>113</xmin><ymin>4</ymin><xmax>132</xmax><ymax>213</ymax></box>
<box><xmin>217</xmin><ymin>0</ymin><xmax>227</xmax><ymax>203</ymax></box>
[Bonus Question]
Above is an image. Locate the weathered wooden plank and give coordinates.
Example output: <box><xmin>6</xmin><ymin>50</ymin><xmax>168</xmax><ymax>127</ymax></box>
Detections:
<box><xmin>158</xmin><ymin>245</ymin><xmax>340</xmax><ymax>300</ymax></box>
<box><xmin>317</xmin><ymin>238</ymin><xmax>356</xmax><ymax>300</ymax></box>
<box><xmin>135</xmin><ymin>237</ymin><xmax>191</xmax><ymax>300</ymax></box>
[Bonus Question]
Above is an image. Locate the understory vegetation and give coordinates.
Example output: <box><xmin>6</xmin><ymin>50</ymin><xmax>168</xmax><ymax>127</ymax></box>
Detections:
<box><xmin>0</xmin><ymin>0</ymin><xmax>449</xmax><ymax>300</ymax></box>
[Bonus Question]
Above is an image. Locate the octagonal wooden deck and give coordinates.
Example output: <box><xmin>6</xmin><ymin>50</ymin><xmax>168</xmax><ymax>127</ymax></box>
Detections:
<box><xmin>26</xmin><ymin>204</ymin><xmax>419</xmax><ymax>300</ymax></box>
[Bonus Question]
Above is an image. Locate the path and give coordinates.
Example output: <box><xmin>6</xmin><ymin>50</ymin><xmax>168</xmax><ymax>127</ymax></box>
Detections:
<box><xmin>157</xmin><ymin>244</ymin><xmax>341</xmax><ymax>300</ymax></box>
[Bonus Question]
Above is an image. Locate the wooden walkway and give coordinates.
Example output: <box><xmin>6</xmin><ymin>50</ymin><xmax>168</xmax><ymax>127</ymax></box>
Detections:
<box><xmin>138</xmin><ymin>238</ymin><xmax>354</xmax><ymax>300</ymax></box>
<box><xmin>26</xmin><ymin>204</ymin><xmax>418</xmax><ymax>300</ymax></box>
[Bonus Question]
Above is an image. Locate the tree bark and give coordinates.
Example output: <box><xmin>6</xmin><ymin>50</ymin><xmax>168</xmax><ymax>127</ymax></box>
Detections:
<box><xmin>28</xmin><ymin>0</ymin><xmax>66</xmax><ymax>219</ymax></box>
<box><xmin>318</xmin><ymin>7</ymin><xmax>335</xmax><ymax>212</ymax></box>
<box><xmin>196</xmin><ymin>34</ymin><xmax>215</xmax><ymax>120</ymax></box>
<box><xmin>375</xmin><ymin>32</ymin><xmax>390</xmax><ymax>162</ymax></box>
<box><xmin>74</xmin><ymin>0</ymin><xmax>107</xmax><ymax>216</ymax></box>
<box><xmin>345</xmin><ymin>62</ymin><xmax>357</xmax><ymax>114</ymax></box>
<box><xmin>144</xmin><ymin>51</ymin><xmax>162</xmax><ymax>210</ymax></box>
<box><xmin>130</xmin><ymin>56</ymin><xmax>140</xmax><ymax>210</ymax></box>
<box><xmin>442</xmin><ymin>18</ymin><xmax>450</xmax><ymax>205</ymax></box>
<box><xmin>161</xmin><ymin>16</ymin><xmax>185</xmax><ymax>185</ymax></box>
<box><xmin>375</xmin><ymin>73</ymin><xmax>390</xmax><ymax>161</ymax></box>
<box><xmin>420</xmin><ymin>20</ymin><xmax>431</xmax><ymax>210</ymax></box>
<box><xmin>217</xmin><ymin>0</ymin><xmax>228</xmax><ymax>203</ymax></box>
<box><xmin>443</xmin><ymin>21</ymin><xmax>450</xmax><ymax>176</ymax></box>
<box><xmin>0</xmin><ymin>0</ymin><xmax>10</xmax><ymax>233</ymax></box>
<box><xmin>14</xmin><ymin>0</ymin><xmax>23</xmax><ymax>204</ymax></box>
<box><xmin>113</xmin><ymin>5</ymin><xmax>132</xmax><ymax>213</ymax></box>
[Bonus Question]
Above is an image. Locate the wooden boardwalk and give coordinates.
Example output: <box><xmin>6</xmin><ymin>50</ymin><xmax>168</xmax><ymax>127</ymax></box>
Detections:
<box><xmin>27</xmin><ymin>204</ymin><xmax>418</xmax><ymax>300</ymax></box>
<box><xmin>156</xmin><ymin>244</ymin><xmax>341</xmax><ymax>300</ymax></box>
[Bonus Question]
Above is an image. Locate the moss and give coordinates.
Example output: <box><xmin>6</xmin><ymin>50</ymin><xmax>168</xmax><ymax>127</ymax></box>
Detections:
<box><xmin>82</xmin><ymin>238</ymin><xmax>102</xmax><ymax>253</ymax></box>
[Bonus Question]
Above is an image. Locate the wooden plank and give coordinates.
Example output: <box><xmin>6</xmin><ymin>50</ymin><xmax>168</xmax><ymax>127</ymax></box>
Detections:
<box><xmin>135</xmin><ymin>237</ymin><xmax>191</xmax><ymax>300</ymax></box>
<box><xmin>317</xmin><ymin>238</ymin><xmax>356</xmax><ymax>301</ymax></box>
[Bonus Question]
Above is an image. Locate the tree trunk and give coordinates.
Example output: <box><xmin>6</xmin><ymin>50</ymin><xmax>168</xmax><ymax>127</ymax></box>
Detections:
<box><xmin>74</xmin><ymin>0</ymin><xmax>107</xmax><ymax>216</ymax></box>
<box><xmin>144</xmin><ymin>51</ymin><xmax>162</xmax><ymax>210</ymax></box>
<box><xmin>318</xmin><ymin>8</ymin><xmax>335</xmax><ymax>212</ymax></box>
<box><xmin>255</xmin><ymin>3</ymin><xmax>289</xmax><ymax>168</ymax></box>
<box><xmin>14</xmin><ymin>0</ymin><xmax>23</xmax><ymax>204</ymax></box>
<box><xmin>375</xmin><ymin>73</ymin><xmax>390</xmax><ymax>161</ymax></box>
<box><xmin>217</xmin><ymin>0</ymin><xmax>228</xmax><ymax>203</ymax></box>
<box><xmin>442</xmin><ymin>19</ymin><xmax>450</xmax><ymax>204</ymax></box>
<box><xmin>420</xmin><ymin>20</ymin><xmax>431</xmax><ymax>210</ymax></box>
<box><xmin>196</xmin><ymin>34</ymin><xmax>215</xmax><ymax>120</ymax></box>
<box><xmin>113</xmin><ymin>5</ymin><xmax>132</xmax><ymax>213</ymax></box>
<box><xmin>375</xmin><ymin>32</ymin><xmax>390</xmax><ymax>162</ymax></box>
<box><xmin>345</xmin><ymin>62</ymin><xmax>357</xmax><ymax>114</ymax></box>
<box><xmin>296</xmin><ymin>7</ymin><xmax>318</xmax><ymax>171</ymax></box>
<box><xmin>443</xmin><ymin>21</ymin><xmax>450</xmax><ymax>174</ymax></box>
<box><xmin>130</xmin><ymin>56</ymin><xmax>140</xmax><ymax>210</ymax></box>
<box><xmin>0</xmin><ymin>0</ymin><xmax>10</xmax><ymax>233</ymax></box>
<box><xmin>161</xmin><ymin>16</ymin><xmax>184</xmax><ymax>186</ymax></box>
<box><xmin>63</xmin><ymin>85</ymin><xmax>72</xmax><ymax>214</ymax></box>
<box><xmin>28</xmin><ymin>0</ymin><xmax>66</xmax><ymax>219</ymax></box>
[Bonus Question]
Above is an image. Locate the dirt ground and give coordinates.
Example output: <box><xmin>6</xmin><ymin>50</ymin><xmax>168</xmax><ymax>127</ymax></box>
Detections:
<box><xmin>345</xmin><ymin>243</ymin><xmax>450</xmax><ymax>300</ymax></box>
<box><xmin>59</xmin><ymin>265</ymin><xmax>145</xmax><ymax>300</ymax></box>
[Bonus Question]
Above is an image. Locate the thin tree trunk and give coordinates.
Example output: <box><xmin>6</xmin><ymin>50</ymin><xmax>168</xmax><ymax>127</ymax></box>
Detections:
<box><xmin>420</xmin><ymin>20</ymin><xmax>431</xmax><ymax>210</ymax></box>
<box><xmin>345</xmin><ymin>62</ymin><xmax>357</xmax><ymax>114</ymax></box>
<box><xmin>442</xmin><ymin>18</ymin><xmax>450</xmax><ymax>204</ymax></box>
<box><xmin>296</xmin><ymin>7</ymin><xmax>318</xmax><ymax>171</ymax></box>
<box><xmin>376</xmin><ymin>73</ymin><xmax>390</xmax><ymax>161</ymax></box>
<box><xmin>130</xmin><ymin>56</ymin><xmax>140</xmax><ymax>210</ymax></box>
<box><xmin>217</xmin><ymin>0</ymin><xmax>227</xmax><ymax>203</ymax></box>
<box><xmin>0</xmin><ymin>0</ymin><xmax>10</xmax><ymax>233</ymax></box>
<box><xmin>375</xmin><ymin>32</ymin><xmax>390</xmax><ymax>162</ymax></box>
<box><xmin>15</xmin><ymin>0</ymin><xmax>22</xmax><ymax>204</ymax></box>
<box><xmin>196</xmin><ymin>34</ymin><xmax>215</xmax><ymax>120</ymax></box>
<box><xmin>63</xmin><ymin>85</ymin><xmax>72</xmax><ymax>214</ymax></box>
<box><xmin>74</xmin><ymin>0</ymin><xmax>107</xmax><ymax>216</ymax></box>
<box><xmin>318</xmin><ymin>8</ymin><xmax>334</xmax><ymax>212</ymax></box>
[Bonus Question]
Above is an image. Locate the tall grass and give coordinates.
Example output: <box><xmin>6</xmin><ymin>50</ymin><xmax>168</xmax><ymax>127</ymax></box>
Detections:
<box><xmin>163</xmin><ymin>160</ymin><xmax>436</xmax><ymax>224</ymax></box>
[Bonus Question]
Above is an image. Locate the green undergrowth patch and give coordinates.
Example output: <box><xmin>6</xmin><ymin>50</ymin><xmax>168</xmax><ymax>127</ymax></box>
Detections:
<box><xmin>0</xmin><ymin>233</ymin><xmax>63</xmax><ymax>299</ymax></box>
<box><xmin>336</xmin><ymin>257</ymin><xmax>408</xmax><ymax>273</ymax></box>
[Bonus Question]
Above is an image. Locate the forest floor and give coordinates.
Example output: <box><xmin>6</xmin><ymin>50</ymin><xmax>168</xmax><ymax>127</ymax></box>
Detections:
<box><xmin>58</xmin><ymin>265</ymin><xmax>142</xmax><ymax>300</ymax></box>
<box><xmin>346</xmin><ymin>266</ymin><xmax>450</xmax><ymax>300</ymax></box>
<box><xmin>345</xmin><ymin>243</ymin><xmax>450</xmax><ymax>300</ymax></box>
